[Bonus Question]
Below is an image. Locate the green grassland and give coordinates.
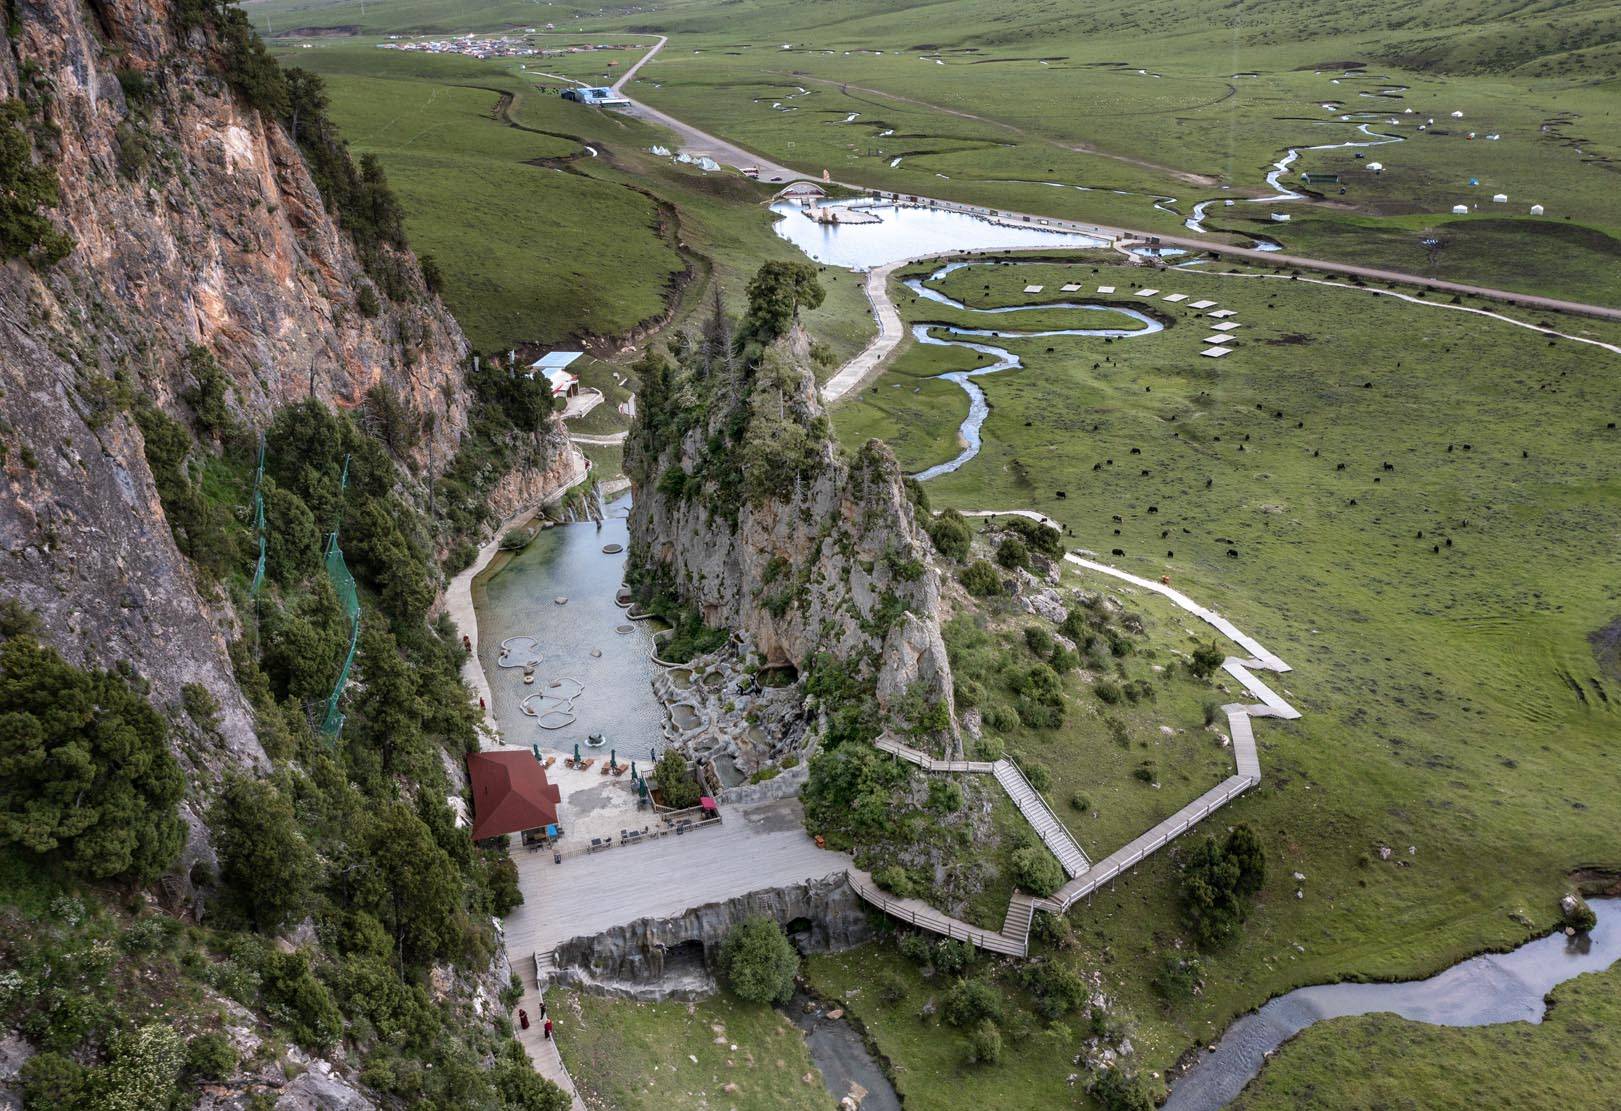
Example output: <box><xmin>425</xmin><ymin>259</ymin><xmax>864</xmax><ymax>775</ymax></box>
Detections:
<box><xmin>1234</xmin><ymin>963</ymin><xmax>1621</xmax><ymax>1110</ymax></box>
<box><xmin>814</xmin><ymin>252</ymin><xmax>1621</xmax><ymax>1104</ymax></box>
<box><xmin>270</xmin><ymin>36</ymin><xmax>876</xmax><ymax>358</ymax></box>
<box><xmin>551</xmin><ymin>987</ymin><xmax>827</xmax><ymax>1110</ymax></box>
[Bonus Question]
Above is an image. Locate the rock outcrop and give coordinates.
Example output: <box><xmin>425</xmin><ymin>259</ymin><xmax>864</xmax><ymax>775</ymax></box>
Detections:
<box><xmin>0</xmin><ymin>0</ymin><xmax>574</xmax><ymax>772</ymax></box>
<box><xmin>550</xmin><ymin>874</ymin><xmax>871</xmax><ymax>1001</ymax></box>
<box><xmin>626</xmin><ymin>326</ymin><xmax>956</xmax><ymax>744</ymax></box>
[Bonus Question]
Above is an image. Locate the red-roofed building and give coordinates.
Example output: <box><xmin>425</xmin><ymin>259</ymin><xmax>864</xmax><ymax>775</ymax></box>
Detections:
<box><xmin>467</xmin><ymin>749</ymin><xmax>562</xmax><ymax>844</ymax></box>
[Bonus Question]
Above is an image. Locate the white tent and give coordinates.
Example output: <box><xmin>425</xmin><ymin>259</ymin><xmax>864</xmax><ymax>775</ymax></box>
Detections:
<box><xmin>1530</xmin><ymin>204</ymin><xmax>1545</xmax><ymax>215</ymax></box>
<box><xmin>1367</xmin><ymin>162</ymin><xmax>1383</xmax><ymax>172</ymax></box>
<box><xmin>1492</xmin><ymin>193</ymin><xmax>1508</xmax><ymax>203</ymax></box>
<box><xmin>1451</xmin><ymin>204</ymin><xmax>1469</xmax><ymax>214</ymax></box>
<box><xmin>1451</xmin><ymin>110</ymin><xmax>1464</xmax><ymax>118</ymax></box>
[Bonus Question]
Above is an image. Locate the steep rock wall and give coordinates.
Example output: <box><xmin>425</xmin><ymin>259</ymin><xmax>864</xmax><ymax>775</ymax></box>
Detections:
<box><xmin>626</xmin><ymin>331</ymin><xmax>956</xmax><ymax>739</ymax></box>
<box><xmin>550</xmin><ymin>874</ymin><xmax>871</xmax><ymax>1001</ymax></box>
<box><xmin>0</xmin><ymin>0</ymin><xmax>572</xmax><ymax>773</ymax></box>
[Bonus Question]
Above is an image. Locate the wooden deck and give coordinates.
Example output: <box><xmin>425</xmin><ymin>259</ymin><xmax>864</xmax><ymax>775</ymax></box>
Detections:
<box><xmin>846</xmin><ymin>867</ymin><xmax>1027</xmax><ymax>956</ymax></box>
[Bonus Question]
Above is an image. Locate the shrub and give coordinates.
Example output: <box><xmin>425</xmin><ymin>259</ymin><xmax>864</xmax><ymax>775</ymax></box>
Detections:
<box><xmin>1000</xmin><ymin>516</ymin><xmax>1063</xmax><ymax>558</ymax></box>
<box><xmin>1225</xmin><ymin>824</ymin><xmax>1267</xmax><ymax>898</ymax></box>
<box><xmin>927</xmin><ymin>510</ymin><xmax>972</xmax><ymax>562</ymax></box>
<box><xmin>0</xmin><ymin>100</ymin><xmax>74</xmax><ymax>265</ymax></box>
<box><xmin>263</xmin><ymin>951</ymin><xmax>342</xmax><ymax>1050</ymax></box>
<box><xmin>942</xmin><ymin>979</ymin><xmax>1002</xmax><ymax>1029</ymax></box>
<box><xmin>1020</xmin><ymin>760</ymin><xmax>1051</xmax><ymax>792</ymax></box>
<box><xmin>1031</xmin><ymin>909</ymin><xmax>1075</xmax><ymax>949</ymax></box>
<box><xmin>982</xmin><ymin>704</ymin><xmax>1019</xmax><ymax>733</ymax></box>
<box><xmin>897</xmin><ymin>932</ymin><xmax>933</xmax><ymax>966</ymax></box>
<box><xmin>1089</xmin><ymin>1067</ymin><xmax>1156</xmax><ymax>1111</ymax></box>
<box><xmin>927</xmin><ymin>778</ymin><xmax>964</xmax><ymax>813</ymax></box>
<box><xmin>966</xmin><ymin>1019</ymin><xmax>1002</xmax><ymax>1066</ymax></box>
<box><xmin>210</xmin><ymin>776</ymin><xmax>317</xmax><ymax>934</ymax></box>
<box><xmin>1132</xmin><ymin>761</ymin><xmax>1157</xmax><ymax>784</ymax></box>
<box><xmin>0</xmin><ymin>633</ymin><xmax>185</xmax><ymax>881</ymax></box>
<box><xmin>1011</xmin><ymin>844</ymin><xmax>1064</xmax><ymax>897</ymax></box>
<box><xmin>652</xmin><ymin>750</ymin><xmax>702</xmax><ymax>810</ymax></box>
<box><xmin>959</xmin><ymin>560</ymin><xmax>1004</xmax><ymax>597</ymax></box>
<box><xmin>184</xmin><ymin>1032</ymin><xmax>237</xmax><ymax>1080</ymax></box>
<box><xmin>1152</xmin><ymin>952</ymin><xmax>1205</xmax><ymax>1003</ymax></box>
<box><xmin>1023</xmin><ymin>626</ymin><xmax>1054</xmax><ymax>658</ymax></box>
<box><xmin>1021</xmin><ymin>960</ymin><xmax>1087</xmax><ymax>1019</ymax></box>
<box><xmin>1094</xmin><ymin>678</ymin><xmax>1122</xmax><ymax>704</ymax></box>
<box><xmin>18</xmin><ymin>1052</ymin><xmax>90</xmax><ymax>1105</ymax></box>
<box><xmin>931</xmin><ymin>938</ymin><xmax>972</xmax><ymax>975</ymax></box>
<box><xmin>717</xmin><ymin>917</ymin><xmax>799</xmax><ymax>1005</ymax></box>
<box><xmin>873</xmin><ymin>865</ymin><xmax>917</xmax><ymax>899</ymax></box>
<box><xmin>1188</xmin><ymin>641</ymin><xmax>1226</xmax><ymax>679</ymax></box>
<box><xmin>877</xmin><ymin>973</ymin><xmax>907</xmax><ymax>1007</ymax></box>
<box><xmin>1069</xmin><ymin>793</ymin><xmax>1090</xmax><ymax>813</ymax></box>
<box><xmin>995</xmin><ymin>536</ymin><xmax>1028</xmax><ymax>570</ymax></box>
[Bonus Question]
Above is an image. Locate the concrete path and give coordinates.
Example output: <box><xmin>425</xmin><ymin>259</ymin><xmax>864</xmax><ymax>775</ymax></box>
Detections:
<box><xmin>510</xmin><ymin>963</ymin><xmax>587</xmax><ymax>1111</ymax></box>
<box><xmin>506</xmin><ymin>797</ymin><xmax>849</xmax><ymax>960</ymax></box>
<box><xmin>568</xmin><ymin>431</ymin><xmax>627</xmax><ymax>446</ymax></box>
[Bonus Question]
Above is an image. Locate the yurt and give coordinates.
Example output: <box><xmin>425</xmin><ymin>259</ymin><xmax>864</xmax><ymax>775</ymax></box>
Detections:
<box><xmin>1530</xmin><ymin>204</ymin><xmax>1545</xmax><ymax>215</ymax></box>
<box><xmin>1451</xmin><ymin>110</ymin><xmax>1464</xmax><ymax>118</ymax></box>
<box><xmin>1451</xmin><ymin>204</ymin><xmax>1469</xmax><ymax>215</ymax></box>
<box><xmin>1367</xmin><ymin>162</ymin><xmax>1384</xmax><ymax>172</ymax></box>
<box><xmin>1492</xmin><ymin>193</ymin><xmax>1508</xmax><ymax>203</ymax></box>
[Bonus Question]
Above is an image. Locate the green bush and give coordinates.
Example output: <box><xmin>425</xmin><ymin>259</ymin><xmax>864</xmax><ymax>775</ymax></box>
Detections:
<box><xmin>1152</xmin><ymin>952</ymin><xmax>1205</xmax><ymax>1003</ymax></box>
<box><xmin>982</xmin><ymin>704</ymin><xmax>1019</xmax><ymax>734</ymax></box>
<box><xmin>717</xmin><ymin>917</ymin><xmax>799</xmax><ymax>1005</ymax></box>
<box><xmin>873</xmin><ymin>865</ymin><xmax>917</xmax><ymax>899</ymax></box>
<box><xmin>184</xmin><ymin>1031</ymin><xmax>237</xmax><ymax>1080</ymax></box>
<box><xmin>1090</xmin><ymin>1067</ymin><xmax>1156</xmax><ymax>1111</ymax></box>
<box><xmin>1069</xmin><ymin>792</ymin><xmax>1090</xmax><ymax>813</ymax></box>
<box><xmin>1094</xmin><ymin>678</ymin><xmax>1122</xmax><ymax>704</ymax></box>
<box><xmin>262</xmin><ymin>950</ymin><xmax>342</xmax><ymax>1051</ymax></box>
<box><xmin>999</xmin><ymin>516</ymin><xmax>1063</xmax><ymax>558</ymax></box>
<box><xmin>966</xmin><ymin>1019</ymin><xmax>1002</xmax><ymax>1066</ymax></box>
<box><xmin>0</xmin><ymin>100</ymin><xmax>74</xmax><ymax>265</ymax></box>
<box><xmin>995</xmin><ymin>536</ymin><xmax>1029</xmax><ymax>570</ymax></box>
<box><xmin>18</xmin><ymin>1052</ymin><xmax>91</xmax><ymax>1105</ymax></box>
<box><xmin>1010</xmin><ymin>844</ymin><xmax>1064</xmax><ymax>897</ymax></box>
<box><xmin>1023</xmin><ymin>626</ymin><xmax>1054</xmax><ymax>658</ymax></box>
<box><xmin>1020</xmin><ymin>760</ymin><xmax>1051</xmax><ymax>791</ymax></box>
<box><xmin>1021</xmin><ymin>959</ymin><xmax>1087</xmax><ymax>1019</ymax></box>
<box><xmin>1188</xmin><ymin>641</ymin><xmax>1226</xmax><ymax>679</ymax></box>
<box><xmin>959</xmin><ymin>560</ymin><xmax>1004</xmax><ymax>597</ymax></box>
<box><xmin>210</xmin><ymin>776</ymin><xmax>317</xmax><ymax>933</ymax></box>
<box><xmin>0</xmin><ymin>632</ymin><xmax>184</xmax><ymax>881</ymax></box>
<box><xmin>942</xmin><ymin>978</ymin><xmax>1003</xmax><ymax>1028</ymax></box>
<box><xmin>1133</xmin><ymin>761</ymin><xmax>1157</xmax><ymax>784</ymax></box>
<box><xmin>931</xmin><ymin>938</ymin><xmax>972</xmax><ymax>975</ymax></box>
<box><xmin>652</xmin><ymin>750</ymin><xmax>702</xmax><ymax>810</ymax></box>
<box><xmin>927</xmin><ymin>778</ymin><xmax>963</xmax><ymax>813</ymax></box>
<box><xmin>927</xmin><ymin>510</ymin><xmax>972</xmax><ymax>562</ymax></box>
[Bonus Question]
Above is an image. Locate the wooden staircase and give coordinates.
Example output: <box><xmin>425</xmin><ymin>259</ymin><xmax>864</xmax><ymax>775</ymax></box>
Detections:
<box><xmin>993</xmin><ymin>760</ymin><xmax>1090</xmax><ymax>878</ymax></box>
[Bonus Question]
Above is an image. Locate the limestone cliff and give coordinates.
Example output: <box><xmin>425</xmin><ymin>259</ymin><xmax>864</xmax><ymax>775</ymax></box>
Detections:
<box><xmin>0</xmin><ymin>0</ymin><xmax>574</xmax><ymax>771</ymax></box>
<box><xmin>626</xmin><ymin>323</ymin><xmax>956</xmax><ymax>746</ymax></box>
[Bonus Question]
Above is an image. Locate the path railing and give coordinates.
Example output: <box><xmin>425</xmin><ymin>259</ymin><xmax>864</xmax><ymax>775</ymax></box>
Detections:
<box><xmin>846</xmin><ymin>868</ymin><xmax>1027</xmax><ymax>956</ymax></box>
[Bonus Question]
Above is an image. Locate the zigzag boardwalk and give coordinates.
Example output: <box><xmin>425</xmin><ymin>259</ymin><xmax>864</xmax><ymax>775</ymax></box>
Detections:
<box><xmin>993</xmin><ymin>760</ymin><xmax>1090</xmax><ymax>878</ymax></box>
<box><xmin>846</xmin><ymin>543</ymin><xmax>1301</xmax><ymax>955</ymax></box>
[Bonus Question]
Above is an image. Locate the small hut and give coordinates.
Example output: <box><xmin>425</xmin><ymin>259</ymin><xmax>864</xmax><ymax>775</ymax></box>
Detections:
<box><xmin>1530</xmin><ymin>204</ymin><xmax>1545</xmax><ymax>216</ymax></box>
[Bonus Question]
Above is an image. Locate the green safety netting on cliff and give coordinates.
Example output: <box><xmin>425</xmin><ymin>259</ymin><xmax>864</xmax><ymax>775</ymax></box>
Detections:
<box><xmin>318</xmin><ymin>455</ymin><xmax>361</xmax><ymax>738</ymax></box>
<box><xmin>248</xmin><ymin>439</ymin><xmax>267</xmax><ymax>596</ymax></box>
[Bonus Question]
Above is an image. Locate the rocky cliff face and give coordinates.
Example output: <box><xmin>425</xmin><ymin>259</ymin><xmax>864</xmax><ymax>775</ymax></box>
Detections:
<box><xmin>627</xmin><ymin>329</ymin><xmax>956</xmax><ymax>741</ymax></box>
<box><xmin>551</xmin><ymin>874</ymin><xmax>871</xmax><ymax>1001</ymax></box>
<box><xmin>0</xmin><ymin>0</ymin><xmax>573</xmax><ymax>772</ymax></box>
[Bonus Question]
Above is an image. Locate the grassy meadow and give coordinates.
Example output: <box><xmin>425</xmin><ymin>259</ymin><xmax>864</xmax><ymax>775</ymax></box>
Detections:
<box><xmin>816</xmin><ymin>251</ymin><xmax>1621</xmax><ymax>1104</ymax></box>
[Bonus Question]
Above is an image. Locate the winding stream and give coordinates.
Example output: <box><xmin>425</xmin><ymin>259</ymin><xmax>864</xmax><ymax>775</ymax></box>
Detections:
<box><xmin>1186</xmin><ymin>119</ymin><xmax>1405</xmax><ymax>234</ymax></box>
<box><xmin>902</xmin><ymin>265</ymin><xmax>1163</xmax><ymax>480</ymax></box>
<box><xmin>1166</xmin><ymin>898</ymin><xmax>1621</xmax><ymax>1110</ymax></box>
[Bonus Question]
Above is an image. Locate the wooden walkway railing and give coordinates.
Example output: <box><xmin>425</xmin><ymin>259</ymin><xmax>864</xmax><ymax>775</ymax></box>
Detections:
<box><xmin>846</xmin><ymin>867</ymin><xmax>1027</xmax><ymax>956</ymax></box>
<box><xmin>848</xmin><ymin>538</ymin><xmax>1303</xmax><ymax>956</ymax></box>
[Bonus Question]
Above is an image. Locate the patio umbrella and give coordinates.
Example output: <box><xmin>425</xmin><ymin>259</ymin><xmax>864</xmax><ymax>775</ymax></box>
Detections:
<box><xmin>609</xmin><ymin>748</ymin><xmax>617</xmax><ymax>770</ymax></box>
<box><xmin>630</xmin><ymin>761</ymin><xmax>638</xmax><ymax>782</ymax></box>
<box><xmin>573</xmin><ymin>742</ymin><xmax>581</xmax><ymax>764</ymax></box>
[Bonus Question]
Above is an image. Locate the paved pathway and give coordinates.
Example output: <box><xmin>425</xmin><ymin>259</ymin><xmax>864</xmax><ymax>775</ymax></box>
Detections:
<box><xmin>510</xmin><ymin>963</ymin><xmax>586</xmax><ymax>1111</ymax></box>
<box><xmin>567</xmin><ymin>431</ymin><xmax>627</xmax><ymax>446</ymax></box>
<box><xmin>505</xmin><ymin>797</ymin><xmax>849</xmax><ymax>959</ymax></box>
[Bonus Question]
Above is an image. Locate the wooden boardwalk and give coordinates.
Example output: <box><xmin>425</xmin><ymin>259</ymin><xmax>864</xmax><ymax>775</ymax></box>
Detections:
<box><xmin>849</xmin><ymin>542</ymin><xmax>1300</xmax><ymax>954</ymax></box>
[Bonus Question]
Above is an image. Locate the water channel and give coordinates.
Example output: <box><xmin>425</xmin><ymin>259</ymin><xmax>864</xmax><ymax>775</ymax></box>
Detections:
<box><xmin>769</xmin><ymin>198</ymin><xmax>1106</xmax><ymax>269</ymax></box>
<box><xmin>903</xmin><ymin>263</ymin><xmax>1163</xmax><ymax>481</ymax></box>
<box><xmin>786</xmin><ymin>991</ymin><xmax>902</xmax><ymax>1111</ymax></box>
<box><xmin>472</xmin><ymin>494</ymin><xmax>664</xmax><ymax>762</ymax></box>
<box><xmin>1165</xmin><ymin>898</ymin><xmax>1621</xmax><ymax>1110</ymax></box>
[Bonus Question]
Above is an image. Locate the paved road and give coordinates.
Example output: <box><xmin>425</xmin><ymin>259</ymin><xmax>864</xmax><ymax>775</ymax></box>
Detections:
<box><xmin>610</xmin><ymin>39</ymin><xmax>1621</xmax><ymax>323</ymax></box>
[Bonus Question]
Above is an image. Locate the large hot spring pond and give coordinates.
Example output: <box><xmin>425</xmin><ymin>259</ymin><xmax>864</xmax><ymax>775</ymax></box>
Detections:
<box><xmin>472</xmin><ymin>497</ymin><xmax>663</xmax><ymax>762</ymax></box>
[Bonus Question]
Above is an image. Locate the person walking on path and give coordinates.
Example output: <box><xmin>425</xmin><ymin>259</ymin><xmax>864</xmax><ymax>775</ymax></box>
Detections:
<box><xmin>543</xmin><ymin>1018</ymin><xmax>554</xmax><ymax>1040</ymax></box>
<box><xmin>539</xmin><ymin>999</ymin><xmax>547</xmax><ymax>1019</ymax></box>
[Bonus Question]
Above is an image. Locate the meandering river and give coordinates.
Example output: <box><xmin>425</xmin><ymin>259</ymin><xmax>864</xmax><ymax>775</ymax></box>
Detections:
<box><xmin>1166</xmin><ymin>898</ymin><xmax>1621</xmax><ymax>1110</ymax></box>
<box><xmin>902</xmin><ymin>264</ymin><xmax>1163</xmax><ymax>480</ymax></box>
